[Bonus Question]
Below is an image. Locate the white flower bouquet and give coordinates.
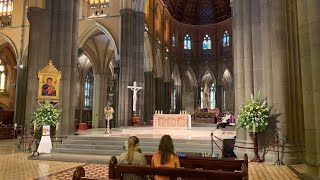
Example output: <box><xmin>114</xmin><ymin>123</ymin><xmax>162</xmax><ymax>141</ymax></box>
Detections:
<box><xmin>32</xmin><ymin>101</ymin><xmax>62</xmax><ymax>129</ymax></box>
<box><xmin>236</xmin><ymin>92</ymin><xmax>270</xmax><ymax>133</ymax></box>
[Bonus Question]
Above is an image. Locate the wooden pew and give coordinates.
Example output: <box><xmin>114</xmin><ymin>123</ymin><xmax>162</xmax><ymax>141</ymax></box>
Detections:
<box><xmin>145</xmin><ymin>154</ymin><xmax>248</xmax><ymax>171</ymax></box>
<box><xmin>108</xmin><ymin>156</ymin><xmax>248</xmax><ymax>180</ymax></box>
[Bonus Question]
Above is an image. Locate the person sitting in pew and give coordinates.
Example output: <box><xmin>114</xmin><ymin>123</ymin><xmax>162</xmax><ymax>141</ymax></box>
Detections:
<box><xmin>152</xmin><ymin>135</ymin><xmax>180</xmax><ymax>180</ymax></box>
<box><xmin>119</xmin><ymin>136</ymin><xmax>148</xmax><ymax>180</ymax></box>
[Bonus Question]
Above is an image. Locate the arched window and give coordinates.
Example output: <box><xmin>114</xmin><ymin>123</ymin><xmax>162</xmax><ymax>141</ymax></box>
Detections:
<box><xmin>0</xmin><ymin>0</ymin><xmax>13</xmax><ymax>27</ymax></box>
<box><xmin>0</xmin><ymin>59</ymin><xmax>6</xmax><ymax>92</ymax></box>
<box><xmin>203</xmin><ymin>34</ymin><xmax>211</xmax><ymax>50</ymax></box>
<box><xmin>223</xmin><ymin>31</ymin><xmax>230</xmax><ymax>47</ymax></box>
<box><xmin>184</xmin><ymin>34</ymin><xmax>191</xmax><ymax>50</ymax></box>
<box><xmin>172</xmin><ymin>34</ymin><xmax>175</xmax><ymax>47</ymax></box>
<box><xmin>88</xmin><ymin>0</ymin><xmax>110</xmax><ymax>16</ymax></box>
<box><xmin>84</xmin><ymin>71</ymin><xmax>93</xmax><ymax>108</ymax></box>
<box><xmin>173</xmin><ymin>85</ymin><xmax>177</xmax><ymax>110</ymax></box>
<box><xmin>210</xmin><ymin>84</ymin><xmax>216</xmax><ymax>109</ymax></box>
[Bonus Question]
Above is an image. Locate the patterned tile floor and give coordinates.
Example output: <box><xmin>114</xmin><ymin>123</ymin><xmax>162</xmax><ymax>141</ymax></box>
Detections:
<box><xmin>0</xmin><ymin>139</ymin><xmax>307</xmax><ymax>180</ymax></box>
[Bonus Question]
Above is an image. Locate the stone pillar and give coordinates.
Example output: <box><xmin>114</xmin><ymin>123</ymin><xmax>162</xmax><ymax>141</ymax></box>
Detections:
<box><xmin>118</xmin><ymin>9</ymin><xmax>145</xmax><ymax>126</ymax></box>
<box><xmin>175</xmin><ymin>85</ymin><xmax>182</xmax><ymax>113</ymax></box>
<box><xmin>163</xmin><ymin>82</ymin><xmax>171</xmax><ymax>113</ymax></box>
<box><xmin>216</xmin><ymin>85</ymin><xmax>223</xmax><ymax>110</ymax></box>
<box><xmin>25</xmin><ymin>7</ymin><xmax>52</xmax><ymax>132</ymax></box>
<box><xmin>154</xmin><ymin>78</ymin><xmax>164</xmax><ymax>111</ymax></box>
<box><xmin>13</xmin><ymin>67</ymin><xmax>28</xmax><ymax>126</ymax></box>
<box><xmin>297</xmin><ymin>0</ymin><xmax>320</xmax><ymax>178</ymax></box>
<box><xmin>144</xmin><ymin>72</ymin><xmax>154</xmax><ymax>122</ymax></box>
<box><xmin>92</xmin><ymin>73</ymin><xmax>107</xmax><ymax>128</ymax></box>
<box><xmin>233</xmin><ymin>0</ymin><xmax>247</xmax><ymax>155</ymax></box>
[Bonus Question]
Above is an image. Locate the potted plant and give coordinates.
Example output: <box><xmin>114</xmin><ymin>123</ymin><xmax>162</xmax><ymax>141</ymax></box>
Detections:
<box><xmin>236</xmin><ymin>92</ymin><xmax>270</xmax><ymax>162</ymax></box>
<box><xmin>32</xmin><ymin>100</ymin><xmax>62</xmax><ymax>135</ymax></box>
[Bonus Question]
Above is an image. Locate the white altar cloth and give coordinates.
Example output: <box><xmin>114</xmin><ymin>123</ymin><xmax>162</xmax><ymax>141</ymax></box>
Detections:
<box><xmin>37</xmin><ymin>136</ymin><xmax>52</xmax><ymax>154</ymax></box>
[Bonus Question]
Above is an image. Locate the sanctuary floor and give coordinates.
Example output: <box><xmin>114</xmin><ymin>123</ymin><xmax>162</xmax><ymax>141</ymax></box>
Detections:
<box><xmin>0</xmin><ymin>126</ymin><xmax>307</xmax><ymax>180</ymax></box>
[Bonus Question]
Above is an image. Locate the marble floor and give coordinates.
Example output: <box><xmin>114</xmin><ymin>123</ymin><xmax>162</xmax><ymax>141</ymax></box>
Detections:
<box><xmin>0</xmin><ymin>129</ymin><xmax>307</xmax><ymax>180</ymax></box>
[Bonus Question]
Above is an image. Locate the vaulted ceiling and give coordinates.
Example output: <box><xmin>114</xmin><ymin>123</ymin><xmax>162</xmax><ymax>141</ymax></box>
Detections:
<box><xmin>163</xmin><ymin>0</ymin><xmax>231</xmax><ymax>25</ymax></box>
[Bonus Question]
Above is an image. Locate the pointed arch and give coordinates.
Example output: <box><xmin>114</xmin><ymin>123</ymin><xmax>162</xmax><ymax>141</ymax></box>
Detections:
<box><xmin>78</xmin><ymin>22</ymin><xmax>119</xmax><ymax>61</ymax></box>
<box><xmin>182</xmin><ymin>66</ymin><xmax>197</xmax><ymax>87</ymax></box>
<box><xmin>171</xmin><ymin>64</ymin><xmax>181</xmax><ymax>86</ymax></box>
<box><xmin>199</xmin><ymin>66</ymin><xmax>216</xmax><ymax>85</ymax></box>
<box><xmin>0</xmin><ymin>33</ymin><xmax>18</xmax><ymax>60</ymax></box>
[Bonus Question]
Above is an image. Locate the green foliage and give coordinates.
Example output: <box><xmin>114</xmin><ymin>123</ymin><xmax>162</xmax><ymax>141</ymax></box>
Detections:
<box><xmin>236</xmin><ymin>92</ymin><xmax>270</xmax><ymax>133</ymax></box>
<box><xmin>32</xmin><ymin>101</ymin><xmax>62</xmax><ymax>129</ymax></box>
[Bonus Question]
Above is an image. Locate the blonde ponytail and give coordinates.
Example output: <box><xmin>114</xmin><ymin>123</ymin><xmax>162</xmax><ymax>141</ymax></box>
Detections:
<box><xmin>127</xmin><ymin>136</ymin><xmax>139</xmax><ymax>164</ymax></box>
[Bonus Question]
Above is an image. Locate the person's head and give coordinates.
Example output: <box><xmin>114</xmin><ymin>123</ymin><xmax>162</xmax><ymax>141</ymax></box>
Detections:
<box><xmin>158</xmin><ymin>135</ymin><xmax>175</xmax><ymax>165</ymax></box>
<box><xmin>72</xmin><ymin>166</ymin><xmax>85</xmax><ymax>180</ymax></box>
<box><xmin>46</xmin><ymin>77</ymin><xmax>53</xmax><ymax>85</ymax></box>
<box><xmin>127</xmin><ymin>136</ymin><xmax>140</xmax><ymax>163</ymax></box>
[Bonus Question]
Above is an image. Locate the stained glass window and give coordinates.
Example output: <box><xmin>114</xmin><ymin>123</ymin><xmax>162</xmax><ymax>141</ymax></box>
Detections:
<box><xmin>184</xmin><ymin>34</ymin><xmax>191</xmax><ymax>50</ymax></box>
<box><xmin>172</xmin><ymin>34</ymin><xmax>175</xmax><ymax>47</ymax></box>
<box><xmin>210</xmin><ymin>84</ymin><xmax>215</xmax><ymax>109</ymax></box>
<box><xmin>0</xmin><ymin>0</ymin><xmax>13</xmax><ymax>27</ymax></box>
<box><xmin>84</xmin><ymin>71</ymin><xmax>93</xmax><ymax>107</ymax></box>
<box><xmin>0</xmin><ymin>59</ymin><xmax>6</xmax><ymax>92</ymax></box>
<box><xmin>223</xmin><ymin>31</ymin><xmax>230</xmax><ymax>47</ymax></box>
<box><xmin>203</xmin><ymin>35</ymin><xmax>211</xmax><ymax>50</ymax></box>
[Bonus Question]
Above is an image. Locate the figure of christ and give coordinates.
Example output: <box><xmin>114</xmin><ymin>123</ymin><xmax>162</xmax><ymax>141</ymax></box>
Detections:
<box><xmin>104</xmin><ymin>105</ymin><xmax>114</xmax><ymax>134</ymax></box>
<box><xmin>127</xmin><ymin>81</ymin><xmax>142</xmax><ymax>115</ymax></box>
<box><xmin>203</xmin><ymin>82</ymin><xmax>209</xmax><ymax>108</ymax></box>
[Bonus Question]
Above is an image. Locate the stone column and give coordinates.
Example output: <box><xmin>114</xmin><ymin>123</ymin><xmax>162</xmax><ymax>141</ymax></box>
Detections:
<box><xmin>175</xmin><ymin>85</ymin><xmax>182</xmax><ymax>113</ymax></box>
<box><xmin>216</xmin><ymin>85</ymin><xmax>223</xmax><ymax>110</ymax></box>
<box><xmin>13</xmin><ymin>67</ymin><xmax>28</xmax><ymax>126</ymax></box>
<box><xmin>297</xmin><ymin>0</ymin><xmax>320</xmax><ymax>178</ymax></box>
<box><xmin>92</xmin><ymin>73</ymin><xmax>107</xmax><ymax>128</ymax></box>
<box><xmin>233</xmin><ymin>0</ymin><xmax>247</xmax><ymax>155</ymax></box>
<box><xmin>163</xmin><ymin>82</ymin><xmax>171</xmax><ymax>113</ymax></box>
<box><xmin>154</xmin><ymin>78</ymin><xmax>164</xmax><ymax>111</ymax></box>
<box><xmin>144</xmin><ymin>72</ymin><xmax>154</xmax><ymax>122</ymax></box>
<box><xmin>118</xmin><ymin>9</ymin><xmax>145</xmax><ymax>126</ymax></box>
<box><xmin>25</xmin><ymin>7</ymin><xmax>52</xmax><ymax>132</ymax></box>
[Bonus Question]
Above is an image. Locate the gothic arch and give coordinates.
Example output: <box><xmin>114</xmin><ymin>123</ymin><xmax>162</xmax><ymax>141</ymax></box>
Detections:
<box><xmin>171</xmin><ymin>64</ymin><xmax>181</xmax><ymax>86</ymax></box>
<box><xmin>0</xmin><ymin>33</ymin><xmax>18</xmax><ymax>60</ymax></box>
<box><xmin>144</xmin><ymin>33</ymin><xmax>153</xmax><ymax>72</ymax></box>
<box><xmin>199</xmin><ymin>66</ymin><xmax>216</xmax><ymax>85</ymax></box>
<box><xmin>182</xmin><ymin>66</ymin><xmax>197</xmax><ymax>87</ymax></box>
<box><xmin>221</xmin><ymin>68</ymin><xmax>232</xmax><ymax>90</ymax></box>
<box><xmin>78</xmin><ymin>22</ymin><xmax>119</xmax><ymax>61</ymax></box>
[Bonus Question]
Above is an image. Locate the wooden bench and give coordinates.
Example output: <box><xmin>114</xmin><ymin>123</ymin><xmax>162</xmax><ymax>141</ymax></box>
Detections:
<box><xmin>145</xmin><ymin>154</ymin><xmax>248</xmax><ymax>171</ymax></box>
<box><xmin>109</xmin><ymin>156</ymin><xmax>248</xmax><ymax>180</ymax></box>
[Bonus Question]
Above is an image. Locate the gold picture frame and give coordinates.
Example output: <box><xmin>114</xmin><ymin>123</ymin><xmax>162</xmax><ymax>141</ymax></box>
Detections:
<box><xmin>37</xmin><ymin>60</ymin><xmax>61</xmax><ymax>102</ymax></box>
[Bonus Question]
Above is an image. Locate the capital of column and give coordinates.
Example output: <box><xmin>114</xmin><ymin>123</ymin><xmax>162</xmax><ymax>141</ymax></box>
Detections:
<box><xmin>120</xmin><ymin>9</ymin><xmax>134</xmax><ymax>16</ymax></box>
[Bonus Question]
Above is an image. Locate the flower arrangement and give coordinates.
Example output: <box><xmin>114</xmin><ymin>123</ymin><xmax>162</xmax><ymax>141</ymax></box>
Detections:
<box><xmin>32</xmin><ymin>101</ymin><xmax>62</xmax><ymax>129</ymax></box>
<box><xmin>237</xmin><ymin>92</ymin><xmax>270</xmax><ymax>133</ymax></box>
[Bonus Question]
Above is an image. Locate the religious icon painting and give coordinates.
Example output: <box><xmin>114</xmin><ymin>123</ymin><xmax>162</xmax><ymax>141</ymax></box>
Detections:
<box><xmin>37</xmin><ymin>60</ymin><xmax>61</xmax><ymax>102</ymax></box>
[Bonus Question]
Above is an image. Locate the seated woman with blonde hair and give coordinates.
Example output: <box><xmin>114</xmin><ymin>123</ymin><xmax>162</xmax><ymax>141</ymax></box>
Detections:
<box><xmin>152</xmin><ymin>135</ymin><xmax>180</xmax><ymax>180</ymax></box>
<box><xmin>119</xmin><ymin>136</ymin><xmax>147</xmax><ymax>180</ymax></box>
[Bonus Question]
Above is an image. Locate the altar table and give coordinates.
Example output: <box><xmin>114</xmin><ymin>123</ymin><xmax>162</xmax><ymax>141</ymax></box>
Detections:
<box><xmin>153</xmin><ymin>114</ymin><xmax>191</xmax><ymax>130</ymax></box>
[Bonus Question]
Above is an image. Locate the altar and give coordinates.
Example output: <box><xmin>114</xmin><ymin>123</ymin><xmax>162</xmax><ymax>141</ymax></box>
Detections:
<box><xmin>153</xmin><ymin>114</ymin><xmax>192</xmax><ymax>130</ymax></box>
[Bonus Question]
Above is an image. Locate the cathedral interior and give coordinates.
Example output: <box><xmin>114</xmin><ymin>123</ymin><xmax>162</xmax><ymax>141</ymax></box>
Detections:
<box><xmin>0</xmin><ymin>0</ymin><xmax>319</xmax><ymax>179</ymax></box>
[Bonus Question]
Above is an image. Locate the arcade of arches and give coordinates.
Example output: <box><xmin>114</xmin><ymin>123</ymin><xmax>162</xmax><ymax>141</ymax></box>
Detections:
<box><xmin>0</xmin><ymin>0</ymin><xmax>319</xmax><ymax>179</ymax></box>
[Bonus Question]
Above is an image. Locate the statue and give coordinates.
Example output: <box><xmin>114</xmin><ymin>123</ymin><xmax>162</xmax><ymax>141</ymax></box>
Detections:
<box><xmin>104</xmin><ymin>105</ymin><xmax>114</xmax><ymax>134</ymax></box>
<box><xmin>203</xmin><ymin>82</ymin><xmax>209</xmax><ymax>108</ymax></box>
<box><xmin>127</xmin><ymin>81</ymin><xmax>142</xmax><ymax>116</ymax></box>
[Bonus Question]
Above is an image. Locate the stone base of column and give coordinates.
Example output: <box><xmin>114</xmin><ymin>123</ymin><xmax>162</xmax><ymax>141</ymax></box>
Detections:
<box><xmin>234</xmin><ymin>140</ymin><xmax>305</xmax><ymax>165</ymax></box>
<box><xmin>299</xmin><ymin>164</ymin><xmax>320</xmax><ymax>180</ymax></box>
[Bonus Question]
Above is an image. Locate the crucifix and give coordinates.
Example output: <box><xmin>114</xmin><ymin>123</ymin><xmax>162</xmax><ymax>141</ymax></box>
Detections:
<box><xmin>128</xmin><ymin>81</ymin><xmax>142</xmax><ymax>116</ymax></box>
